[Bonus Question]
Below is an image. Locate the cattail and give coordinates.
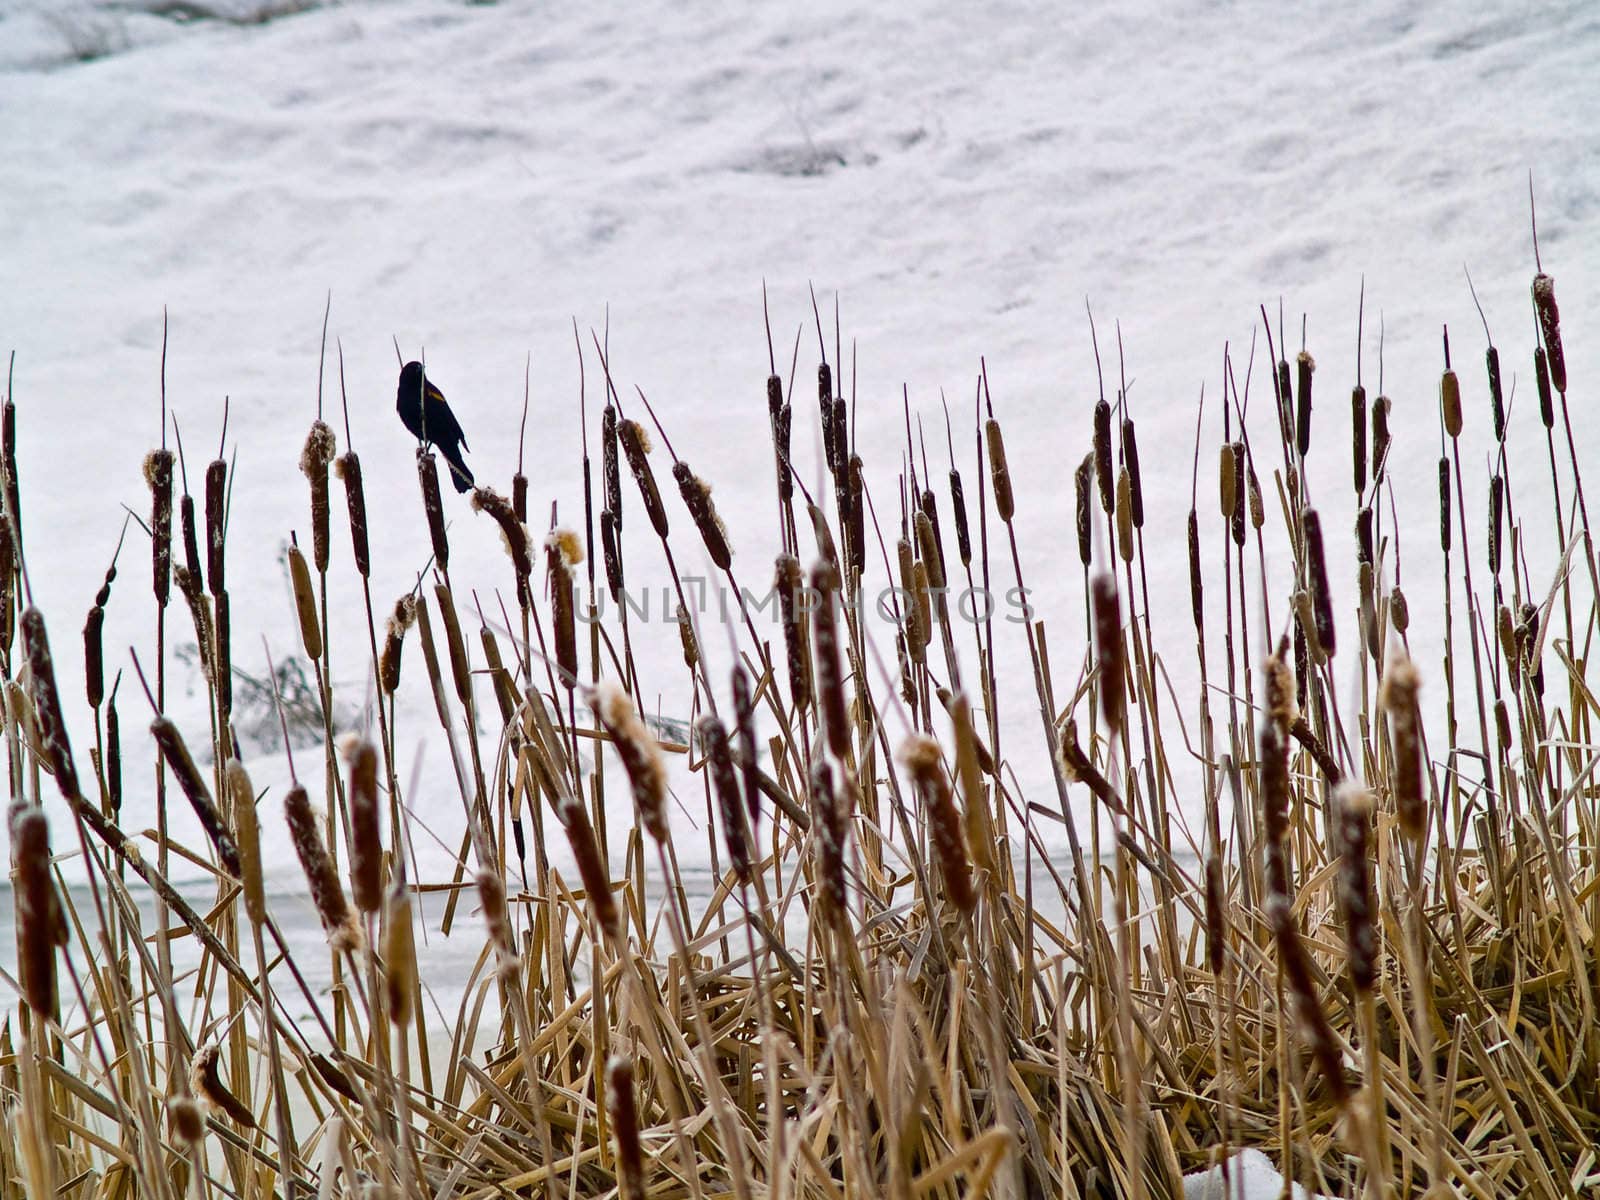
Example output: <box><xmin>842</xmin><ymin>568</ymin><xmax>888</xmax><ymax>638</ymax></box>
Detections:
<box><xmin>1381</xmin><ymin>652</ymin><xmax>1426</xmax><ymax>843</ymax></box>
<box><xmin>191</xmin><ymin>1043</ymin><xmax>256</xmax><ymax>1129</ymax></box>
<box><xmin>617</xmin><ymin>419</ymin><xmax>669</xmax><ymax>538</ymax></box>
<box><xmin>1075</xmin><ymin>454</ymin><xmax>1093</xmax><ymax>568</ymax></box>
<box><xmin>1259</xmin><ymin>713</ymin><xmax>1291</xmax><ymax>901</ymax></box>
<box><xmin>555</xmin><ymin>793</ymin><xmax>620</xmax><ymax>938</ymax></box>
<box><xmin>1488</xmin><ymin>474</ymin><xmax>1504</xmax><ymax>575</ymax></box>
<box><xmin>1204</xmin><ymin>850</ymin><xmax>1226</xmax><ymax>978</ymax></box>
<box><xmin>226</xmin><ymin>760</ymin><xmax>265</xmax><ymax>926</ymax></box>
<box><xmin>607</xmin><ymin>1056</ymin><xmax>646</xmax><ymax>1200</ymax></box>
<box><xmin>819</xmin><ymin>363</ymin><xmax>838</xmax><ymax>472</ymax></box>
<box><xmin>912</xmin><ymin>563</ymin><xmax>933</xmax><ymax>666</ymax></box>
<box><xmin>1293</xmin><ymin>619</ymin><xmax>1309</xmax><ymax>713</ymax></box>
<box><xmin>335</xmin><ymin>453</ymin><xmax>370</xmax><ymax>578</ymax></box>
<box><xmin>1441</xmin><ymin>363</ymin><xmax>1463</xmax><ymax>438</ymax></box>
<box><xmin>180</xmin><ymin>493</ymin><xmax>202</xmax><ymax>589</ymax></box>
<box><xmin>1269</xmin><ymin>892</ymin><xmax>1349</xmax><ymax>1106</ymax></box>
<box><xmin>1534</xmin><ymin>347</ymin><xmax>1554</xmax><ymax>428</ymax></box>
<box><xmin>808</xmin><ymin>502</ymin><xmax>838</xmax><ymax>567</ymax></box>
<box><xmin>811</xmin><ymin>561</ymin><xmax>850</xmax><ymax>759</ymax></box>
<box><xmin>1356</xmin><ymin>506</ymin><xmax>1374</xmax><ymax>566</ymax></box>
<box><xmin>146</xmin><ymin>449</ymin><xmax>174</xmax><ymax>606</ymax></box>
<box><xmin>1390</xmin><ymin>584</ymin><xmax>1410</xmax><ymax>634</ymax></box>
<box><xmin>777</xmin><ymin>554</ymin><xmax>812</xmax><ymax>712</ymax></box>
<box><xmin>1218</xmin><ymin>443</ymin><xmax>1236</xmax><ymax>521</ymax></box>
<box><xmin>948</xmin><ymin>691</ymin><xmax>994</xmax><ymax>871</ymax></box>
<box><xmin>173</xmin><ymin>565</ymin><xmax>215</xmax><ymax>683</ymax></box>
<box><xmin>23</xmin><ymin>608</ymin><xmax>79</xmax><ymax>802</ymax></box>
<box><xmin>600</xmin><ymin>403</ymin><xmax>623</xmax><ymax>527</ymax></box>
<box><xmin>1496</xmin><ymin>605</ymin><xmax>1518</xmax><ymax>681</ymax></box>
<box><xmin>1303</xmin><ymin>509</ymin><xmax>1335</xmax><ymax>657</ymax></box>
<box><xmin>84</xmin><ymin>603</ymin><xmax>105</xmax><ymax>709</ymax></box>
<box><xmin>1091</xmin><ymin>398</ymin><xmax>1113</xmax><ymax>515</ymax></box>
<box><xmin>214</xmin><ymin>589</ymin><xmax>232</xmax><ymax>717</ymax></box>
<box><xmin>169</xmin><ymin>1095</ymin><xmax>205</xmax><ymax>1145</ymax></box>
<box><xmin>1334</xmin><ymin>783</ymin><xmax>1376</xmax><ymax>993</ymax></box>
<box><xmin>914</xmin><ymin>506</ymin><xmax>945</xmax><ymax>592</ymax></box>
<box><xmin>699</xmin><ymin>714</ymin><xmax>751</xmax><ymax>885</ymax></box>
<box><xmin>284</xmin><ymin>784</ymin><xmax>357</xmax><ymax>950</ymax></box>
<box><xmin>385</xmin><ymin>879</ymin><xmax>415</xmax><ymax>1026</ymax></box>
<box><xmin>545</xmin><ymin>532</ymin><xmax>580</xmax><ymax>686</ymax></box>
<box><xmin>600</xmin><ymin>509</ymin><xmax>624</xmax><ymax>603</ymax></box>
<box><xmin>949</xmin><ymin>467</ymin><xmax>972</xmax><ymax>567</ymax></box>
<box><xmin>901</xmin><ymin>735</ymin><xmax>976</xmax><ymax>913</ymax></box>
<box><xmin>985</xmin><ymin>418</ymin><xmax>1014</xmax><ymax>522</ymax></box>
<box><xmin>1275</xmin><ymin>357</ymin><xmax>1293</xmax><ymax>446</ymax></box>
<box><xmin>1494</xmin><ymin>697</ymin><xmax>1512</xmax><ymax>750</ymax></box>
<box><xmin>416</xmin><ymin>449</ymin><xmax>449</xmax><ymax>571</ymax></box>
<box><xmin>774</xmin><ymin>403</ymin><xmax>794</xmax><ymax>503</ymax></box>
<box><xmin>1371</xmin><ymin>395</ymin><xmax>1390</xmax><ymax>481</ymax></box>
<box><xmin>1122</xmin><ymin>418</ymin><xmax>1145</xmax><ymax>528</ymax></box>
<box><xmin>590</xmin><ymin>682</ymin><xmax>668</xmax><ymax>842</ymax></box>
<box><xmin>470</xmin><ymin>488</ymin><xmax>532</xmax><ymax>604</ymax></box>
<box><xmin>1115</xmin><ymin>467</ymin><xmax>1134</xmax><ymax>562</ymax></box>
<box><xmin>729</xmin><ymin>665</ymin><xmax>763</xmax><ymax>829</ymax></box>
<box><xmin>1351</xmin><ymin>384</ymin><xmax>1367</xmax><ymax>495</ymax></box>
<box><xmin>286</xmin><ymin>540</ymin><xmax>322</xmax><ymax>661</ymax></box>
<box><xmin>205</xmin><ymin>458</ymin><xmax>226</xmax><ymax>597</ymax></box>
<box><xmin>809</xmin><ymin>755</ymin><xmax>848</xmax><ymax>924</ymax></box>
<box><xmin>106</xmin><ymin>695</ymin><xmax>122</xmax><ymax>815</ymax></box>
<box><xmin>1230</xmin><ymin>443</ymin><xmax>1247</xmax><ymax>547</ymax></box>
<box><xmin>301</xmin><ymin>421</ymin><xmax>336</xmax><ymax>573</ymax></box>
<box><xmin>830</xmin><ymin>397</ymin><xmax>849</xmax><ymax>479</ymax></box>
<box><xmin>1091</xmin><ymin>574</ymin><xmax>1124</xmax><ymax>734</ymax></box>
<box><xmin>1295</xmin><ymin>351</ymin><xmax>1314</xmax><ymax>457</ymax></box>
<box><xmin>766</xmin><ymin>372</ymin><xmax>783</xmax><ymax>418</ymax></box>
<box><xmin>347</xmin><ymin>740</ymin><xmax>381</xmax><ymax>914</ymax></box>
<box><xmin>1533</xmin><ymin>272</ymin><xmax>1566</xmax><ymax>393</ymax></box>
<box><xmin>151</xmin><ymin>717</ymin><xmax>241</xmax><ymax>878</ymax></box>
<box><xmin>379</xmin><ymin>594</ymin><xmax>417</xmax><ymax>694</ymax></box>
<box><xmin>1187</xmin><ymin>510</ymin><xmax>1203</xmax><ymax>634</ymax></box>
<box><xmin>847</xmin><ymin>456</ymin><xmax>866</xmax><ymax>580</ymax></box>
<box><xmin>1486</xmin><ymin>346</ymin><xmax>1505</xmax><ymax>442</ymax></box>
<box><xmin>1</xmin><ymin>396</ymin><xmax>18</xmax><ymax>572</ymax></box>
<box><xmin>11</xmin><ymin>805</ymin><xmax>61</xmax><ymax>1016</ymax></box>
<box><xmin>674</xmin><ymin>602</ymin><xmax>697</xmax><ymax>671</ymax></box>
<box><xmin>672</xmin><ymin>461</ymin><xmax>731</xmax><ymax>570</ymax></box>
<box><xmin>1438</xmin><ymin>458</ymin><xmax>1451</xmax><ymax>554</ymax></box>
<box><xmin>477</xmin><ymin>868</ymin><xmax>516</xmax><ymax>978</ymax></box>
<box><xmin>1293</xmin><ymin>591</ymin><xmax>1322</xmax><ymax>670</ymax></box>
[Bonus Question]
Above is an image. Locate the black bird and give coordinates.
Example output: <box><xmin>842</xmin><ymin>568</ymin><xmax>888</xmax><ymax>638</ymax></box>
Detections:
<box><xmin>397</xmin><ymin>361</ymin><xmax>474</xmax><ymax>493</ymax></box>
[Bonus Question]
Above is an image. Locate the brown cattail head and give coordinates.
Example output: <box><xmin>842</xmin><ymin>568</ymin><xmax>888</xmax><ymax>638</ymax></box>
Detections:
<box><xmin>84</xmin><ymin>603</ymin><xmax>105</xmax><ymax>709</ymax></box>
<box><xmin>809</xmin><ymin>755</ymin><xmax>849</xmax><ymax>925</ymax></box>
<box><xmin>773</xmin><ymin>403</ymin><xmax>794</xmax><ymax>503</ymax></box>
<box><xmin>730</xmin><ymin>663</ymin><xmax>762</xmax><ymax>826</ymax></box>
<box><xmin>1247</xmin><ymin>464</ymin><xmax>1264</xmax><ymax>532</ymax></box>
<box><xmin>1218</xmin><ymin>442</ymin><xmax>1237</xmax><ymax>521</ymax></box>
<box><xmin>1486</xmin><ymin>346</ymin><xmax>1505</xmax><ymax>442</ymax></box>
<box><xmin>22</xmin><ymin>608</ymin><xmax>79</xmax><ymax>801</ymax></box>
<box><xmin>1204</xmin><ymin>850</ymin><xmax>1226</xmax><ymax>978</ymax></box>
<box><xmin>1075</xmin><ymin>453</ymin><xmax>1093</xmax><ymax>568</ymax></box>
<box><xmin>545</xmin><ymin>534</ymin><xmax>579</xmax><ymax>687</ymax></box>
<box><xmin>602</xmin><ymin>403</ymin><xmax>622</xmax><ymax>530</ymax></box>
<box><xmin>1122</xmin><ymin>417</ymin><xmax>1144</xmax><ymax>527</ymax></box>
<box><xmin>914</xmin><ymin>508</ymin><xmax>945</xmax><ymax>591</ymax></box>
<box><xmin>617</xmin><ymin>419</ymin><xmax>669</xmax><ymax>538</ymax></box>
<box><xmin>205</xmin><ymin>458</ymin><xmax>227</xmax><ymax>597</ymax></box>
<box><xmin>600</xmin><ymin>508</ymin><xmax>624</xmax><ymax>603</ymax></box>
<box><xmin>191</xmin><ymin>1042</ymin><xmax>256</xmax><ymax>1129</ymax></box>
<box><xmin>1275</xmin><ymin>357</ymin><xmax>1293</xmax><ymax>444</ymax></box>
<box><xmin>169</xmin><ymin>1094</ymin><xmax>205</xmax><ymax>1145</ymax></box>
<box><xmin>1356</xmin><ymin>505</ymin><xmax>1374</xmax><ymax>566</ymax></box>
<box><xmin>1268</xmin><ymin>892</ymin><xmax>1350</xmax><ymax>1106</ymax></box>
<box><xmin>1440</xmin><ymin>367</ymin><xmax>1463</xmax><ymax>438</ymax></box>
<box><xmin>1259</xmin><ymin>714</ymin><xmax>1291</xmax><ymax>901</ymax></box>
<box><xmin>286</xmin><ymin>540</ymin><xmax>322</xmax><ymax>661</ymax></box>
<box><xmin>1302</xmin><ymin>509</ymin><xmax>1335</xmax><ymax>657</ymax></box>
<box><xmin>384</xmin><ymin>878</ymin><xmax>416</xmax><ymax>1026</ymax></box>
<box><xmin>807</xmin><ymin>501</ymin><xmax>838</xmax><ymax>567</ymax></box>
<box><xmin>379</xmin><ymin>594</ymin><xmax>417</xmax><ymax>694</ymax></box>
<box><xmin>146</xmin><ymin>448</ymin><xmax>174</xmax><ymax>606</ymax></box>
<box><xmin>1091</xmin><ymin>573</ymin><xmax>1125</xmax><ymax>734</ymax></box>
<box><xmin>829</xmin><ymin>397</ymin><xmax>849</xmax><ymax>480</ymax></box>
<box><xmin>810</xmin><ymin>561</ymin><xmax>851</xmax><ymax>759</ymax></box>
<box><xmin>1371</xmin><ymin>395</ymin><xmax>1391</xmax><ymax>482</ymax></box>
<box><xmin>477</xmin><ymin>868</ymin><xmax>517</xmax><ymax>979</ymax></box>
<box><xmin>11</xmin><ymin>805</ymin><xmax>62</xmax><ymax>1016</ymax></box>
<box><xmin>1438</xmin><ymin>458</ymin><xmax>1451</xmax><ymax>554</ymax></box>
<box><xmin>985</xmin><ymin>418</ymin><xmax>1014</xmax><ymax>522</ymax></box>
<box><xmin>901</xmin><ymin>734</ymin><xmax>976</xmax><ymax>913</ymax></box>
<box><xmin>1229</xmin><ymin>442</ymin><xmax>1247</xmax><ymax>547</ymax></box>
<box><xmin>1092</xmin><ymin>399</ymin><xmax>1113</xmax><ymax>514</ymax></box>
<box><xmin>1264</xmin><ymin>640</ymin><xmax>1298</xmax><ymax>731</ymax></box>
<box><xmin>214</xmin><ymin>589</ymin><xmax>232</xmax><ymax>719</ymax></box>
<box><xmin>1334</xmin><ymin>783</ymin><xmax>1377</xmax><ymax>993</ymax></box>
<box><xmin>226</xmin><ymin>759</ymin><xmax>266</xmax><ymax>926</ymax></box>
<box><xmin>173</xmin><ymin>565</ymin><xmax>215</xmax><ymax>684</ymax></box>
<box><xmin>470</xmin><ymin>488</ymin><xmax>532</xmax><ymax>603</ymax></box>
<box><xmin>672</xmin><ymin>461</ymin><xmax>732</xmax><ymax>570</ymax></box>
<box><xmin>284</xmin><ymin>784</ymin><xmax>358</xmax><ymax>951</ymax></box>
<box><xmin>1390</xmin><ymin>585</ymin><xmax>1410</xmax><ymax>634</ymax></box>
<box><xmin>776</xmin><ymin>554</ymin><xmax>812</xmax><ymax>712</ymax></box>
<box><xmin>1488</xmin><ymin>474</ymin><xmax>1504</xmax><ymax>575</ymax></box>
<box><xmin>1187</xmin><ymin>510</ymin><xmax>1204</xmax><ymax>634</ymax></box>
<box><xmin>674</xmin><ymin>602</ymin><xmax>697</xmax><ymax>671</ymax></box>
<box><xmin>1534</xmin><ymin>346</ymin><xmax>1554</xmax><ymax>428</ymax></box>
<box><xmin>1350</xmin><ymin>384</ymin><xmax>1367</xmax><ymax>496</ymax></box>
<box><xmin>1380</xmin><ymin>651</ymin><xmax>1426</xmax><ymax>843</ymax></box>
<box><xmin>152</xmin><ymin>717</ymin><xmax>241</xmax><ymax>878</ymax></box>
<box><xmin>591</xmin><ymin>682</ymin><xmax>668</xmax><ymax>842</ymax></box>
<box><xmin>334</xmin><ymin>453</ymin><xmax>370</xmax><ymax>579</ymax></box>
<box><xmin>949</xmin><ymin>468</ymin><xmax>972</xmax><ymax>567</ymax></box>
<box><xmin>948</xmin><ymin>691</ymin><xmax>995</xmax><ymax>871</ymax></box>
<box><xmin>347</xmin><ymin>739</ymin><xmax>382</xmax><ymax>914</ymax></box>
<box><xmin>698</xmin><ymin>714</ymin><xmax>751</xmax><ymax>885</ymax></box>
<box><xmin>1114</xmin><ymin>465</ymin><xmax>1135</xmax><ymax>563</ymax></box>
<box><xmin>106</xmin><ymin>696</ymin><xmax>122</xmax><ymax>815</ymax></box>
<box><xmin>766</xmin><ymin>372</ymin><xmax>783</xmax><ymax>417</ymax></box>
<box><xmin>607</xmin><ymin>1056</ymin><xmax>646</xmax><ymax>1200</ymax></box>
<box><xmin>556</xmin><ymin>793</ymin><xmax>620</xmax><ymax>939</ymax></box>
<box><xmin>301</xmin><ymin>421</ymin><xmax>336</xmax><ymax>572</ymax></box>
<box><xmin>1533</xmin><ymin>272</ymin><xmax>1566</xmax><ymax>393</ymax></box>
<box><xmin>180</xmin><ymin>493</ymin><xmax>202</xmax><ymax>589</ymax></box>
<box><xmin>416</xmin><ymin>448</ymin><xmax>449</xmax><ymax>570</ymax></box>
<box><xmin>1496</xmin><ymin>604</ymin><xmax>1519</xmax><ymax>687</ymax></box>
<box><xmin>1295</xmin><ymin>351</ymin><xmax>1314</xmax><ymax>457</ymax></box>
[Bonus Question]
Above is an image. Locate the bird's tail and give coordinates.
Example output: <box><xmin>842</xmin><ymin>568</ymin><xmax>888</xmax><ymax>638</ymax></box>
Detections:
<box><xmin>442</xmin><ymin>447</ymin><xmax>474</xmax><ymax>493</ymax></box>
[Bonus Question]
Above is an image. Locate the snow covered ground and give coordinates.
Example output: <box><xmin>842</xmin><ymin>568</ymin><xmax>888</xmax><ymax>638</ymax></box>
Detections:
<box><xmin>2</xmin><ymin>3</ymin><xmax>1596</xmax><ymax>1192</ymax></box>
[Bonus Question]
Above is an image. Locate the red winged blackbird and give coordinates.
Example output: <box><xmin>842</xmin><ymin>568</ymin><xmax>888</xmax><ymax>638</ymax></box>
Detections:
<box><xmin>397</xmin><ymin>361</ymin><xmax>474</xmax><ymax>493</ymax></box>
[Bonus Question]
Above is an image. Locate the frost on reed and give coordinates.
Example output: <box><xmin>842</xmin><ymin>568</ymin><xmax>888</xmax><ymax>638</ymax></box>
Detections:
<box><xmin>7</xmin><ymin>240</ymin><xmax>1599</xmax><ymax>1200</ymax></box>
